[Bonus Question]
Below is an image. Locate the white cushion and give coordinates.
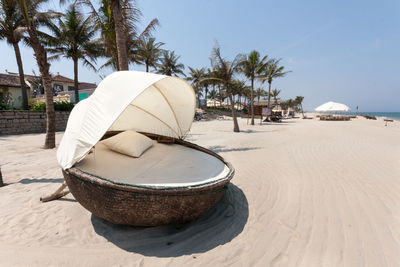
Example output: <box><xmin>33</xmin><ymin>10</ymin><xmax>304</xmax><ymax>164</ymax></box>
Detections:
<box><xmin>101</xmin><ymin>130</ymin><xmax>155</xmax><ymax>157</ymax></box>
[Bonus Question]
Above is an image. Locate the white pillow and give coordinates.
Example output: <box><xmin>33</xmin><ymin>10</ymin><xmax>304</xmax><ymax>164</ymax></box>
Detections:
<box><xmin>101</xmin><ymin>130</ymin><xmax>155</xmax><ymax>157</ymax></box>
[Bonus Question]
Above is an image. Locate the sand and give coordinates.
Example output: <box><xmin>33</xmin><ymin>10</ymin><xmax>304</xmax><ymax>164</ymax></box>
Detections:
<box><xmin>1</xmin><ymin>116</ymin><xmax>400</xmax><ymax>266</ymax></box>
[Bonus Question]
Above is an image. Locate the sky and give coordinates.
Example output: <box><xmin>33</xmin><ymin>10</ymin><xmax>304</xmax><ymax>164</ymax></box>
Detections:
<box><xmin>1</xmin><ymin>0</ymin><xmax>399</xmax><ymax>111</ymax></box>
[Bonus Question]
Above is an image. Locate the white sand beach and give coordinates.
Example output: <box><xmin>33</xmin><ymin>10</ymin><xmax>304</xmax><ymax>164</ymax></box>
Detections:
<box><xmin>1</xmin><ymin>117</ymin><xmax>400</xmax><ymax>266</ymax></box>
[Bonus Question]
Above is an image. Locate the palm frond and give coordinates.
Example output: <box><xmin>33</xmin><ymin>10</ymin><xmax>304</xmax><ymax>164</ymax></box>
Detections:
<box><xmin>138</xmin><ymin>18</ymin><xmax>159</xmax><ymax>39</ymax></box>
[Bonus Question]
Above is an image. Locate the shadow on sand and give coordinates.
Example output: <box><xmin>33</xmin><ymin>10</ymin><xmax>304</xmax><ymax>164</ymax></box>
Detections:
<box><xmin>91</xmin><ymin>183</ymin><xmax>248</xmax><ymax>257</ymax></box>
<box><xmin>57</xmin><ymin>197</ymin><xmax>77</xmax><ymax>203</ymax></box>
<box><xmin>264</xmin><ymin>120</ymin><xmax>296</xmax><ymax>125</ymax></box>
<box><xmin>240</xmin><ymin>129</ymin><xmax>274</xmax><ymax>134</ymax></box>
<box><xmin>19</xmin><ymin>178</ymin><xmax>64</xmax><ymax>184</ymax></box>
<box><xmin>207</xmin><ymin>145</ymin><xmax>261</xmax><ymax>153</ymax></box>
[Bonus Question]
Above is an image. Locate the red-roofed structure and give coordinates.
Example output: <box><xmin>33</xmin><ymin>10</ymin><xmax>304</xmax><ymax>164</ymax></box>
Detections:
<box><xmin>0</xmin><ymin>71</ymin><xmax>97</xmax><ymax>107</ymax></box>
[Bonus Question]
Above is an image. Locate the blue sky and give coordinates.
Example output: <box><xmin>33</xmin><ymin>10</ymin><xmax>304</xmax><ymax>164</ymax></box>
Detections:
<box><xmin>1</xmin><ymin>0</ymin><xmax>399</xmax><ymax>111</ymax></box>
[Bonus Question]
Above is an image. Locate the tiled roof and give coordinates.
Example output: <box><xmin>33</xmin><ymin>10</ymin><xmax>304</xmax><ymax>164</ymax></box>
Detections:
<box><xmin>253</xmin><ymin>99</ymin><xmax>281</xmax><ymax>106</ymax></box>
<box><xmin>0</xmin><ymin>72</ymin><xmax>96</xmax><ymax>90</ymax></box>
<box><xmin>0</xmin><ymin>73</ymin><xmax>28</xmax><ymax>87</ymax></box>
<box><xmin>52</xmin><ymin>74</ymin><xmax>74</xmax><ymax>83</ymax></box>
<box><xmin>78</xmin><ymin>82</ymin><xmax>97</xmax><ymax>89</ymax></box>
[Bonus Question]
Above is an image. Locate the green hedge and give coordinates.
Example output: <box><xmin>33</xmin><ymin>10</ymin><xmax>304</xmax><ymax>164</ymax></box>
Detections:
<box><xmin>0</xmin><ymin>102</ymin><xmax>9</xmax><ymax>110</ymax></box>
<box><xmin>30</xmin><ymin>101</ymin><xmax>74</xmax><ymax>111</ymax></box>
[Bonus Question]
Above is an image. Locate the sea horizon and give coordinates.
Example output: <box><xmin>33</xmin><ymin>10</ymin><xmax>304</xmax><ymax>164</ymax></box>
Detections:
<box><xmin>306</xmin><ymin>111</ymin><xmax>400</xmax><ymax>121</ymax></box>
<box><xmin>351</xmin><ymin>112</ymin><xmax>400</xmax><ymax>121</ymax></box>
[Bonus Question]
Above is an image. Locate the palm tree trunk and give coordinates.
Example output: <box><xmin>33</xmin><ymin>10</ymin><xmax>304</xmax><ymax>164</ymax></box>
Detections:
<box><xmin>43</xmin><ymin>72</ymin><xmax>55</xmax><ymax>149</ymax></box>
<box><xmin>205</xmin><ymin>86</ymin><xmax>208</xmax><ymax>108</ymax></box>
<box><xmin>267</xmin><ymin>81</ymin><xmax>272</xmax><ymax>108</ymax></box>
<box><xmin>12</xmin><ymin>42</ymin><xmax>28</xmax><ymax>110</ymax></box>
<box><xmin>227</xmin><ymin>90</ymin><xmax>240</xmax><ymax>133</ymax></box>
<box><xmin>18</xmin><ymin>0</ymin><xmax>54</xmax><ymax>147</ymax></box>
<box><xmin>196</xmin><ymin>85</ymin><xmax>200</xmax><ymax>108</ymax></box>
<box><xmin>73</xmin><ymin>59</ymin><xmax>79</xmax><ymax>103</ymax></box>
<box><xmin>301</xmin><ymin>103</ymin><xmax>304</xmax><ymax>117</ymax></box>
<box><xmin>250</xmin><ymin>77</ymin><xmax>254</xmax><ymax>125</ymax></box>
<box><xmin>267</xmin><ymin>81</ymin><xmax>273</xmax><ymax>120</ymax></box>
<box><xmin>114</xmin><ymin>52</ymin><xmax>120</xmax><ymax>71</ymax></box>
<box><xmin>110</xmin><ymin>0</ymin><xmax>129</xmax><ymax>71</ymax></box>
<box><xmin>146</xmin><ymin>64</ymin><xmax>149</xmax><ymax>72</ymax></box>
<box><xmin>235</xmin><ymin>94</ymin><xmax>238</xmax><ymax>110</ymax></box>
<box><xmin>217</xmin><ymin>85</ymin><xmax>222</xmax><ymax>108</ymax></box>
<box><xmin>27</xmin><ymin>28</ymin><xmax>55</xmax><ymax>148</ymax></box>
<box><xmin>227</xmin><ymin>86</ymin><xmax>239</xmax><ymax>132</ymax></box>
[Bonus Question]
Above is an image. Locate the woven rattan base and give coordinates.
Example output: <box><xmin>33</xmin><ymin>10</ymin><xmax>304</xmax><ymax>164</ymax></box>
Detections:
<box><xmin>63</xmin><ymin>135</ymin><xmax>234</xmax><ymax>226</ymax></box>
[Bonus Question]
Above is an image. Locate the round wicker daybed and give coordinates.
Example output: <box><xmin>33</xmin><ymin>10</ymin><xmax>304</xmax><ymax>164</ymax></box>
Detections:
<box><xmin>57</xmin><ymin>71</ymin><xmax>234</xmax><ymax>226</ymax></box>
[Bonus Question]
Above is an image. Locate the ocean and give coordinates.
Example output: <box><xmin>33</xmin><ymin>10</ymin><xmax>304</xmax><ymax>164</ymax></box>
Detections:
<box><xmin>313</xmin><ymin>112</ymin><xmax>400</xmax><ymax>121</ymax></box>
<box><xmin>355</xmin><ymin>112</ymin><xmax>400</xmax><ymax>121</ymax></box>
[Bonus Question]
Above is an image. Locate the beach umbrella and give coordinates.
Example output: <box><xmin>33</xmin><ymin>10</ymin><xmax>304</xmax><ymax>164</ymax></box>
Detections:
<box><xmin>315</xmin><ymin>101</ymin><xmax>350</xmax><ymax>112</ymax></box>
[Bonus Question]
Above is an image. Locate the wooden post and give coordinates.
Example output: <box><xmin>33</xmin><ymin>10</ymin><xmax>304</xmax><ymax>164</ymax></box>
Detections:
<box><xmin>0</xmin><ymin>167</ymin><xmax>3</xmax><ymax>187</ymax></box>
<box><xmin>40</xmin><ymin>182</ymin><xmax>69</xmax><ymax>202</ymax></box>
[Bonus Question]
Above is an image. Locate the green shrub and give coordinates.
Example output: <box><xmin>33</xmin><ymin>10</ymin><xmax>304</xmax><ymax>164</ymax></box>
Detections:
<box><xmin>28</xmin><ymin>98</ymin><xmax>38</xmax><ymax>108</ymax></box>
<box><xmin>54</xmin><ymin>101</ymin><xmax>74</xmax><ymax>111</ymax></box>
<box><xmin>29</xmin><ymin>101</ymin><xmax>74</xmax><ymax>111</ymax></box>
<box><xmin>0</xmin><ymin>102</ymin><xmax>9</xmax><ymax>110</ymax></box>
<box><xmin>0</xmin><ymin>90</ymin><xmax>12</xmax><ymax>110</ymax></box>
<box><xmin>30</xmin><ymin>101</ymin><xmax>46</xmax><ymax>111</ymax></box>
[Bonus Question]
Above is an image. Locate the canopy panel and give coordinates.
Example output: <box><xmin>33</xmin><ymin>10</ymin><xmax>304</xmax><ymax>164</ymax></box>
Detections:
<box><xmin>57</xmin><ymin>71</ymin><xmax>195</xmax><ymax>169</ymax></box>
<box><xmin>315</xmin><ymin>101</ymin><xmax>350</xmax><ymax>112</ymax></box>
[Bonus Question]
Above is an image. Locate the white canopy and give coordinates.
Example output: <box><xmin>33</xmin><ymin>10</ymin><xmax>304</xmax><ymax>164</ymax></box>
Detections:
<box><xmin>57</xmin><ymin>71</ymin><xmax>196</xmax><ymax>170</ymax></box>
<box><xmin>315</xmin><ymin>101</ymin><xmax>350</xmax><ymax>112</ymax></box>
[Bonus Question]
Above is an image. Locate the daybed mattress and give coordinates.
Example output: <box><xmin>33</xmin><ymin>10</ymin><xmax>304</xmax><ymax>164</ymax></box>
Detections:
<box><xmin>75</xmin><ymin>142</ymin><xmax>230</xmax><ymax>187</ymax></box>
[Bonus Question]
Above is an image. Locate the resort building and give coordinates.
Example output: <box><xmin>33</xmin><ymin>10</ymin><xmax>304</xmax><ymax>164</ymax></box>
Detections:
<box><xmin>253</xmin><ymin>99</ymin><xmax>282</xmax><ymax>114</ymax></box>
<box><xmin>0</xmin><ymin>70</ymin><xmax>97</xmax><ymax>108</ymax></box>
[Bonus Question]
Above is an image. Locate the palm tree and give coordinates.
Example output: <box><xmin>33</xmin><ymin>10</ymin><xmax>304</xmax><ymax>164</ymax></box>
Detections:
<box><xmin>231</xmin><ymin>79</ymin><xmax>247</xmax><ymax>110</ymax></box>
<box><xmin>281</xmin><ymin>98</ymin><xmax>297</xmax><ymax>116</ymax></box>
<box><xmin>242</xmin><ymin>86</ymin><xmax>251</xmax><ymax>109</ymax></box>
<box><xmin>280</xmin><ymin>99</ymin><xmax>289</xmax><ymax>112</ymax></box>
<box><xmin>209</xmin><ymin>44</ymin><xmax>243</xmax><ymax>132</ymax></box>
<box><xmin>186</xmin><ymin>67</ymin><xmax>206</xmax><ymax>108</ymax></box>
<box><xmin>295</xmin><ymin>96</ymin><xmax>304</xmax><ymax>117</ymax></box>
<box><xmin>260</xmin><ymin>59</ymin><xmax>290</xmax><ymax>110</ymax></box>
<box><xmin>17</xmin><ymin>0</ymin><xmax>59</xmax><ymax>148</ymax></box>
<box><xmin>46</xmin><ymin>4</ymin><xmax>101</xmax><ymax>103</ymax></box>
<box><xmin>156</xmin><ymin>50</ymin><xmax>185</xmax><ymax>76</ymax></box>
<box><xmin>135</xmin><ymin>37</ymin><xmax>164</xmax><ymax>72</ymax></box>
<box><xmin>271</xmin><ymin>89</ymin><xmax>281</xmax><ymax>101</ymax></box>
<box><xmin>201</xmin><ymin>69</ymin><xmax>213</xmax><ymax>106</ymax></box>
<box><xmin>207</xmin><ymin>88</ymin><xmax>218</xmax><ymax>108</ymax></box>
<box><xmin>255</xmin><ymin>87</ymin><xmax>267</xmax><ymax>104</ymax></box>
<box><xmin>241</xmin><ymin>50</ymin><xmax>268</xmax><ymax>125</ymax></box>
<box><xmin>108</xmin><ymin>0</ymin><xmax>128</xmax><ymax>70</ymax></box>
<box><xmin>0</xmin><ymin>0</ymin><xmax>28</xmax><ymax>109</ymax></box>
<box><xmin>194</xmin><ymin>86</ymin><xmax>203</xmax><ymax>106</ymax></box>
<box><xmin>202</xmin><ymin>81</ymin><xmax>210</xmax><ymax>106</ymax></box>
<box><xmin>82</xmin><ymin>0</ymin><xmax>159</xmax><ymax>71</ymax></box>
<box><xmin>207</xmin><ymin>68</ymin><xmax>224</xmax><ymax>106</ymax></box>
